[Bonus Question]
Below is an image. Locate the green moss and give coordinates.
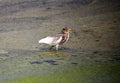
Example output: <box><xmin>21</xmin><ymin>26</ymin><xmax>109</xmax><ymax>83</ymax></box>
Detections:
<box><xmin>1</xmin><ymin>62</ymin><xmax>120</xmax><ymax>83</ymax></box>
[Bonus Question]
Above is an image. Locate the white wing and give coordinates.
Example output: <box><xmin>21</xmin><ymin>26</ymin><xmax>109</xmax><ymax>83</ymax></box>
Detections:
<box><xmin>38</xmin><ymin>35</ymin><xmax>62</xmax><ymax>45</ymax></box>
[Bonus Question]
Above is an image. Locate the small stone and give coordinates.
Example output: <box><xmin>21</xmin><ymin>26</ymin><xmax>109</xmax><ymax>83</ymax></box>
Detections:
<box><xmin>71</xmin><ymin>62</ymin><xmax>78</xmax><ymax>64</ymax></box>
<box><xmin>93</xmin><ymin>51</ymin><xmax>99</xmax><ymax>54</ymax></box>
<box><xmin>30</xmin><ymin>61</ymin><xmax>42</xmax><ymax>64</ymax></box>
<box><xmin>95</xmin><ymin>39</ymin><xmax>100</xmax><ymax>42</ymax></box>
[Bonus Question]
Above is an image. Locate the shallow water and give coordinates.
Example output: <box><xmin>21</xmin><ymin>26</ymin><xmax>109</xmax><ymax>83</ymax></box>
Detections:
<box><xmin>0</xmin><ymin>48</ymin><xmax>120</xmax><ymax>81</ymax></box>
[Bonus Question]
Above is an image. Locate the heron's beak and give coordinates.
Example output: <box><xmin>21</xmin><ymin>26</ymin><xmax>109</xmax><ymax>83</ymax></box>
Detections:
<box><xmin>68</xmin><ymin>28</ymin><xmax>72</xmax><ymax>32</ymax></box>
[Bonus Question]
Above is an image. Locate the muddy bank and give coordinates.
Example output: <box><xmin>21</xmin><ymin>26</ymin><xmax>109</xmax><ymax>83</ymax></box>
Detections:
<box><xmin>0</xmin><ymin>0</ymin><xmax>120</xmax><ymax>51</ymax></box>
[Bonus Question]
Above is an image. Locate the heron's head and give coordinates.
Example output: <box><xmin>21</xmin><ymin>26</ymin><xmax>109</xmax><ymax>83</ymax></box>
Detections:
<box><xmin>61</xmin><ymin>27</ymin><xmax>71</xmax><ymax>34</ymax></box>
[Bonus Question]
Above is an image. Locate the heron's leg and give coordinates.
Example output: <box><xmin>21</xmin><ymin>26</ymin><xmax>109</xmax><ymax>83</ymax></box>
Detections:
<box><xmin>49</xmin><ymin>45</ymin><xmax>54</xmax><ymax>50</ymax></box>
<box><xmin>55</xmin><ymin>44</ymin><xmax>59</xmax><ymax>51</ymax></box>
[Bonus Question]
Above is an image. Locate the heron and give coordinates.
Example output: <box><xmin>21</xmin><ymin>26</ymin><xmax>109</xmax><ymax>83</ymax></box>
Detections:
<box><xmin>38</xmin><ymin>27</ymin><xmax>71</xmax><ymax>50</ymax></box>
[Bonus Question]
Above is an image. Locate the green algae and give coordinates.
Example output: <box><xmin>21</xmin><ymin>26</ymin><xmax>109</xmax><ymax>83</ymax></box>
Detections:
<box><xmin>1</xmin><ymin>61</ymin><xmax>120</xmax><ymax>83</ymax></box>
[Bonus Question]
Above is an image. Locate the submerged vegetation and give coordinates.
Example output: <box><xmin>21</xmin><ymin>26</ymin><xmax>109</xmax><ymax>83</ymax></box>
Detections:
<box><xmin>1</xmin><ymin>61</ymin><xmax>120</xmax><ymax>83</ymax></box>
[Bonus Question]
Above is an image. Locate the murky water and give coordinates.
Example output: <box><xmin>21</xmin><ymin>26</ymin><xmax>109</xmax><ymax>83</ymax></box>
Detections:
<box><xmin>0</xmin><ymin>48</ymin><xmax>120</xmax><ymax>81</ymax></box>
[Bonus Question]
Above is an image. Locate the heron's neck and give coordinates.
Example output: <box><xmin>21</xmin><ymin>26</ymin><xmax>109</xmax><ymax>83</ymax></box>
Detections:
<box><xmin>63</xmin><ymin>32</ymin><xmax>70</xmax><ymax>42</ymax></box>
<box><xmin>66</xmin><ymin>32</ymin><xmax>70</xmax><ymax>40</ymax></box>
